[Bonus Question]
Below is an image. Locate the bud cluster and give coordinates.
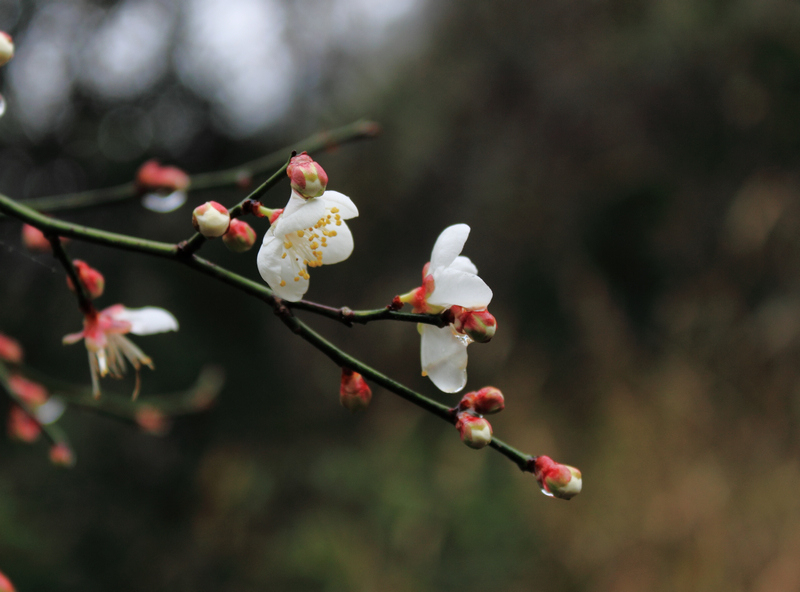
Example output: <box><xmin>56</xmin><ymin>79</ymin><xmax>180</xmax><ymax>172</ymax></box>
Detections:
<box><xmin>453</xmin><ymin>386</ymin><xmax>505</xmax><ymax>449</ymax></box>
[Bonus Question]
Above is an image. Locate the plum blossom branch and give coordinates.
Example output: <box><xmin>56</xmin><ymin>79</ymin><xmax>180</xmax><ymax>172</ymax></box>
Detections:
<box><xmin>0</xmin><ymin>192</ymin><xmax>536</xmax><ymax>474</ymax></box>
<box><xmin>14</xmin><ymin>119</ymin><xmax>380</xmax><ymax>214</ymax></box>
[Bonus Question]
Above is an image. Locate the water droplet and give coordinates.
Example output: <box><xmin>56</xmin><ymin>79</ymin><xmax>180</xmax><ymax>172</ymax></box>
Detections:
<box><xmin>455</xmin><ymin>333</ymin><xmax>473</xmax><ymax>346</ymax></box>
<box><xmin>538</xmin><ymin>484</ymin><xmax>554</xmax><ymax>498</ymax></box>
<box><xmin>142</xmin><ymin>190</ymin><xmax>187</xmax><ymax>213</ymax></box>
<box><xmin>0</xmin><ymin>94</ymin><xmax>7</xmax><ymax>118</ymax></box>
<box><xmin>35</xmin><ymin>397</ymin><xmax>66</xmax><ymax>425</ymax></box>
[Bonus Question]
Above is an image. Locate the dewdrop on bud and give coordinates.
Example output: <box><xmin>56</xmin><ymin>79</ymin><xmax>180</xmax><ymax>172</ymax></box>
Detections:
<box><xmin>340</xmin><ymin>368</ymin><xmax>372</xmax><ymax>412</ymax></box>
<box><xmin>455</xmin><ymin>412</ymin><xmax>492</xmax><ymax>449</ymax></box>
<box><xmin>0</xmin><ymin>332</ymin><xmax>23</xmax><ymax>364</ymax></box>
<box><xmin>460</xmin><ymin>386</ymin><xmax>505</xmax><ymax>415</ymax></box>
<box><xmin>287</xmin><ymin>152</ymin><xmax>328</xmax><ymax>199</ymax></box>
<box><xmin>531</xmin><ymin>455</ymin><xmax>582</xmax><ymax>500</ymax></box>
<box><xmin>49</xmin><ymin>442</ymin><xmax>76</xmax><ymax>468</ymax></box>
<box><xmin>192</xmin><ymin>201</ymin><xmax>230</xmax><ymax>237</ymax></box>
<box><xmin>452</xmin><ymin>307</ymin><xmax>497</xmax><ymax>343</ymax></box>
<box><xmin>0</xmin><ymin>32</ymin><xmax>14</xmax><ymax>67</ymax></box>
<box><xmin>222</xmin><ymin>218</ymin><xmax>257</xmax><ymax>253</ymax></box>
<box><xmin>67</xmin><ymin>260</ymin><xmax>105</xmax><ymax>299</ymax></box>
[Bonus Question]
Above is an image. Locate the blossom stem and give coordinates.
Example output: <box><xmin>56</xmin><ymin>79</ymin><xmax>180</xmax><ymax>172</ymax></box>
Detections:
<box><xmin>11</xmin><ymin>119</ymin><xmax>380</xmax><ymax>214</ymax></box>
<box><xmin>47</xmin><ymin>235</ymin><xmax>95</xmax><ymax>315</ymax></box>
<box><xmin>289</xmin><ymin>300</ymin><xmax>449</xmax><ymax>327</ymax></box>
<box><xmin>0</xmin><ymin>193</ymin><xmax>535</xmax><ymax>473</ymax></box>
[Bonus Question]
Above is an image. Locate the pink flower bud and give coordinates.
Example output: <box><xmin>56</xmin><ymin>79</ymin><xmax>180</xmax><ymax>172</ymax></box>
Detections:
<box><xmin>455</xmin><ymin>412</ymin><xmax>493</xmax><ymax>449</ymax></box>
<box><xmin>135</xmin><ymin>159</ymin><xmax>190</xmax><ymax>193</ymax></box>
<box><xmin>268</xmin><ymin>208</ymin><xmax>283</xmax><ymax>223</ymax></box>
<box><xmin>0</xmin><ymin>569</ymin><xmax>16</xmax><ymax>592</ymax></box>
<box><xmin>287</xmin><ymin>152</ymin><xmax>328</xmax><ymax>199</ymax></box>
<box><xmin>21</xmin><ymin>223</ymin><xmax>52</xmax><ymax>252</ymax></box>
<box><xmin>0</xmin><ymin>332</ymin><xmax>23</xmax><ymax>364</ymax></box>
<box><xmin>222</xmin><ymin>218</ymin><xmax>257</xmax><ymax>253</ymax></box>
<box><xmin>532</xmin><ymin>455</ymin><xmax>582</xmax><ymax>500</ymax></box>
<box><xmin>340</xmin><ymin>368</ymin><xmax>372</xmax><ymax>412</ymax></box>
<box><xmin>192</xmin><ymin>201</ymin><xmax>230</xmax><ymax>237</ymax></box>
<box><xmin>8</xmin><ymin>375</ymin><xmax>48</xmax><ymax>407</ymax></box>
<box><xmin>459</xmin><ymin>386</ymin><xmax>504</xmax><ymax>415</ymax></box>
<box><xmin>451</xmin><ymin>307</ymin><xmax>497</xmax><ymax>343</ymax></box>
<box><xmin>67</xmin><ymin>260</ymin><xmax>105</xmax><ymax>299</ymax></box>
<box><xmin>135</xmin><ymin>405</ymin><xmax>171</xmax><ymax>436</ymax></box>
<box><xmin>7</xmin><ymin>405</ymin><xmax>40</xmax><ymax>443</ymax></box>
<box><xmin>0</xmin><ymin>32</ymin><xmax>14</xmax><ymax>67</ymax></box>
<box><xmin>49</xmin><ymin>442</ymin><xmax>76</xmax><ymax>467</ymax></box>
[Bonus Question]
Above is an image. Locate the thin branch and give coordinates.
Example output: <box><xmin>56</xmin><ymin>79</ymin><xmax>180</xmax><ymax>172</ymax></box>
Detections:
<box><xmin>0</xmin><ymin>193</ymin><xmax>535</xmax><ymax>473</ymax></box>
<box><xmin>14</xmin><ymin>119</ymin><xmax>380</xmax><ymax>214</ymax></box>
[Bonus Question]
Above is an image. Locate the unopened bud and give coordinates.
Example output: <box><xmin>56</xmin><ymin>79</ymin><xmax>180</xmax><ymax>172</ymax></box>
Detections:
<box><xmin>135</xmin><ymin>405</ymin><xmax>171</xmax><ymax>436</ymax></box>
<box><xmin>49</xmin><ymin>442</ymin><xmax>76</xmax><ymax>467</ymax></box>
<box><xmin>531</xmin><ymin>455</ymin><xmax>582</xmax><ymax>500</ymax></box>
<box><xmin>288</xmin><ymin>152</ymin><xmax>328</xmax><ymax>199</ymax></box>
<box><xmin>222</xmin><ymin>218</ymin><xmax>257</xmax><ymax>253</ymax></box>
<box><xmin>340</xmin><ymin>368</ymin><xmax>372</xmax><ymax>412</ymax></box>
<box><xmin>8</xmin><ymin>405</ymin><xmax>40</xmax><ymax>443</ymax></box>
<box><xmin>192</xmin><ymin>201</ymin><xmax>230</xmax><ymax>237</ymax></box>
<box><xmin>0</xmin><ymin>569</ymin><xmax>16</xmax><ymax>592</ymax></box>
<box><xmin>8</xmin><ymin>375</ymin><xmax>48</xmax><ymax>406</ymax></box>
<box><xmin>67</xmin><ymin>260</ymin><xmax>105</xmax><ymax>299</ymax></box>
<box><xmin>0</xmin><ymin>332</ymin><xmax>23</xmax><ymax>364</ymax></box>
<box><xmin>21</xmin><ymin>224</ymin><xmax>52</xmax><ymax>252</ymax></box>
<box><xmin>452</xmin><ymin>307</ymin><xmax>497</xmax><ymax>343</ymax></box>
<box><xmin>135</xmin><ymin>159</ymin><xmax>190</xmax><ymax>193</ymax></box>
<box><xmin>0</xmin><ymin>32</ymin><xmax>14</xmax><ymax>67</ymax></box>
<box><xmin>455</xmin><ymin>412</ymin><xmax>493</xmax><ymax>449</ymax></box>
<box><xmin>459</xmin><ymin>386</ymin><xmax>504</xmax><ymax>415</ymax></box>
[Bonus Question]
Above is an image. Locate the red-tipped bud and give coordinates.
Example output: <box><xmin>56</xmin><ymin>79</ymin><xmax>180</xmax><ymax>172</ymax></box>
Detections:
<box><xmin>67</xmin><ymin>260</ymin><xmax>105</xmax><ymax>299</ymax></box>
<box><xmin>460</xmin><ymin>386</ymin><xmax>505</xmax><ymax>415</ymax></box>
<box><xmin>268</xmin><ymin>208</ymin><xmax>284</xmax><ymax>224</ymax></box>
<box><xmin>531</xmin><ymin>455</ymin><xmax>582</xmax><ymax>500</ymax></box>
<box><xmin>0</xmin><ymin>569</ymin><xmax>16</xmax><ymax>592</ymax></box>
<box><xmin>135</xmin><ymin>405</ymin><xmax>171</xmax><ymax>436</ymax></box>
<box><xmin>288</xmin><ymin>152</ymin><xmax>328</xmax><ymax>199</ymax></box>
<box><xmin>192</xmin><ymin>201</ymin><xmax>230</xmax><ymax>237</ymax></box>
<box><xmin>340</xmin><ymin>368</ymin><xmax>372</xmax><ymax>412</ymax></box>
<box><xmin>8</xmin><ymin>375</ymin><xmax>48</xmax><ymax>407</ymax></box>
<box><xmin>222</xmin><ymin>218</ymin><xmax>257</xmax><ymax>253</ymax></box>
<box><xmin>49</xmin><ymin>442</ymin><xmax>76</xmax><ymax>468</ymax></box>
<box><xmin>21</xmin><ymin>224</ymin><xmax>52</xmax><ymax>252</ymax></box>
<box><xmin>8</xmin><ymin>406</ymin><xmax>40</xmax><ymax>443</ymax></box>
<box><xmin>0</xmin><ymin>333</ymin><xmax>23</xmax><ymax>364</ymax></box>
<box><xmin>451</xmin><ymin>307</ymin><xmax>497</xmax><ymax>343</ymax></box>
<box><xmin>455</xmin><ymin>411</ymin><xmax>493</xmax><ymax>449</ymax></box>
<box><xmin>0</xmin><ymin>32</ymin><xmax>14</xmax><ymax>67</ymax></box>
<box><xmin>135</xmin><ymin>159</ymin><xmax>190</xmax><ymax>193</ymax></box>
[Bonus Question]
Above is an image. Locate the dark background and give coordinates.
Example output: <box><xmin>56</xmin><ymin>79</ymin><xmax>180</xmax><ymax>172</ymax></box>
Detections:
<box><xmin>2</xmin><ymin>0</ymin><xmax>800</xmax><ymax>590</ymax></box>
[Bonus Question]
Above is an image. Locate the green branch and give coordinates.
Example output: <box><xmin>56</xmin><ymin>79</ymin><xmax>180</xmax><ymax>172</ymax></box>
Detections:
<box><xmin>14</xmin><ymin>119</ymin><xmax>379</xmax><ymax>214</ymax></box>
<box><xmin>0</xmin><ymin>192</ymin><xmax>535</xmax><ymax>474</ymax></box>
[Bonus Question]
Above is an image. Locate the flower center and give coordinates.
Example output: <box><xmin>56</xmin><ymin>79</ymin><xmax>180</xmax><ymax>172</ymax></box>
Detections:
<box><xmin>278</xmin><ymin>207</ymin><xmax>341</xmax><ymax>286</ymax></box>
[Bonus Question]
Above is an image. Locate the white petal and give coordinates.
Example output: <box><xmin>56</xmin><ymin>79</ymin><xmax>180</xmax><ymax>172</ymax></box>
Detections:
<box><xmin>257</xmin><ymin>231</ymin><xmax>310</xmax><ymax>301</ymax></box>
<box><xmin>450</xmin><ymin>256</ymin><xmax>478</xmax><ymax>275</ymax></box>
<box><xmin>321</xmin><ymin>190</ymin><xmax>359</xmax><ymax>219</ymax></box>
<box><xmin>275</xmin><ymin>196</ymin><xmax>328</xmax><ymax>237</ymax></box>
<box><xmin>428</xmin><ymin>267</ymin><xmax>493</xmax><ymax>309</ymax></box>
<box><xmin>115</xmin><ymin>307</ymin><xmax>179</xmax><ymax>335</ymax></box>
<box><xmin>257</xmin><ymin>231</ymin><xmax>284</xmax><ymax>279</ymax></box>
<box><xmin>320</xmin><ymin>220</ymin><xmax>354</xmax><ymax>265</ymax></box>
<box><xmin>420</xmin><ymin>324</ymin><xmax>468</xmax><ymax>393</ymax></box>
<box><xmin>430</xmin><ymin>224</ymin><xmax>470</xmax><ymax>269</ymax></box>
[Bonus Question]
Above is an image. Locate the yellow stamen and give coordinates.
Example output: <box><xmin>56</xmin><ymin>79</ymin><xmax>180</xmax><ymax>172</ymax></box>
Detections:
<box><xmin>280</xmin><ymin>280</ymin><xmax>286</xmax><ymax>287</ymax></box>
<box><xmin>331</xmin><ymin>207</ymin><xmax>339</xmax><ymax>213</ymax></box>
